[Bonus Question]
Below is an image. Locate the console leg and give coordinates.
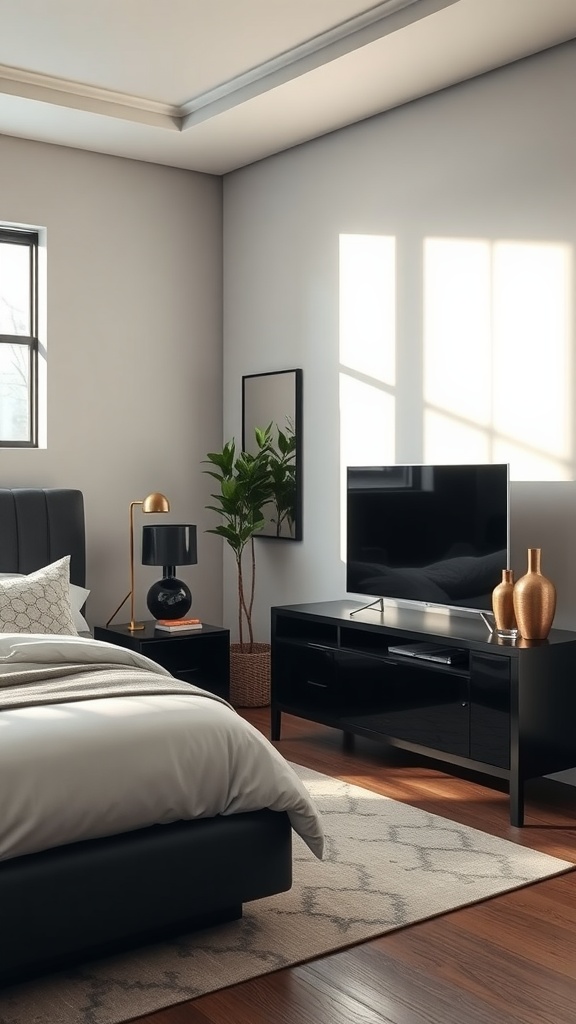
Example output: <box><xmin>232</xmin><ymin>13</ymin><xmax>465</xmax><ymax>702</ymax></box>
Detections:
<box><xmin>271</xmin><ymin>708</ymin><xmax>281</xmax><ymax>741</ymax></box>
<box><xmin>509</xmin><ymin>774</ymin><xmax>524</xmax><ymax>827</ymax></box>
<box><xmin>343</xmin><ymin>731</ymin><xmax>355</xmax><ymax>753</ymax></box>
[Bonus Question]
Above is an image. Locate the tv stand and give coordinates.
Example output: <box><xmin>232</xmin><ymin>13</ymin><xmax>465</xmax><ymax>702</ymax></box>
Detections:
<box><xmin>270</xmin><ymin>600</ymin><xmax>576</xmax><ymax>826</ymax></box>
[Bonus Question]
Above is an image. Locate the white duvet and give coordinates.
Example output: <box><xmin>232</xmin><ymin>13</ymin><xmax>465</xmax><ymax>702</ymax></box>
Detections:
<box><xmin>0</xmin><ymin>633</ymin><xmax>324</xmax><ymax>863</ymax></box>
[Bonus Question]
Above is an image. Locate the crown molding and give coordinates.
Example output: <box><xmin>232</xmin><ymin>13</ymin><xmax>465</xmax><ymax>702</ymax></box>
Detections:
<box><xmin>0</xmin><ymin>65</ymin><xmax>180</xmax><ymax>129</ymax></box>
<box><xmin>180</xmin><ymin>0</ymin><xmax>460</xmax><ymax>129</ymax></box>
<box><xmin>0</xmin><ymin>0</ymin><xmax>460</xmax><ymax>133</ymax></box>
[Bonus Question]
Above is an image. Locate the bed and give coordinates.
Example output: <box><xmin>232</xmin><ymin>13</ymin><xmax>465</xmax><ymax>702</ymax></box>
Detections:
<box><xmin>0</xmin><ymin>488</ymin><xmax>323</xmax><ymax>986</ymax></box>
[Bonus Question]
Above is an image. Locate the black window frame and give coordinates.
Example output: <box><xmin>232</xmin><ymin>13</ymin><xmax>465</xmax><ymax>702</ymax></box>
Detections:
<box><xmin>0</xmin><ymin>227</ymin><xmax>39</xmax><ymax>448</ymax></box>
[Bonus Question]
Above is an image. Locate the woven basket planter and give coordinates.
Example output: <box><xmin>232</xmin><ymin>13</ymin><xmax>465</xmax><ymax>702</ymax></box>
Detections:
<box><xmin>229</xmin><ymin>642</ymin><xmax>271</xmax><ymax>708</ymax></box>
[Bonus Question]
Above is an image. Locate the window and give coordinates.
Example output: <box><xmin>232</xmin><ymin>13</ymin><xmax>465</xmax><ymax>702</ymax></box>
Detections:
<box><xmin>0</xmin><ymin>228</ymin><xmax>40</xmax><ymax>447</ymax></box>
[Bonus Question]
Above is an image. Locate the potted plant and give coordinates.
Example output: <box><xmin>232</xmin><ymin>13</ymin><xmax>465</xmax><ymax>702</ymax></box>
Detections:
<box><xmin>203</xmin><ymin>434</ymin><xmax>273</xmax><ymax>707</ymax></box>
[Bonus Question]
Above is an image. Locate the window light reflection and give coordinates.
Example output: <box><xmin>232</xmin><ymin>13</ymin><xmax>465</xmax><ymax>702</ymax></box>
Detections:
<box><xmin>339</xmin><ymin>233</ymin><xmax>396</xmax><ymax>385</ymax></box>
<box><xmin>424</xmin><ymin>237</ymin><xmax>572</xmax><ymax>481</ymax></box>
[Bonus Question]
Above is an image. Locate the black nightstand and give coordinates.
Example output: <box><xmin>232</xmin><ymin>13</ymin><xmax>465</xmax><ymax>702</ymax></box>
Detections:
<box><xmin>93</xmin><ymin>621</ymin><xmax>230</xmax><ymax>701</ymax></box>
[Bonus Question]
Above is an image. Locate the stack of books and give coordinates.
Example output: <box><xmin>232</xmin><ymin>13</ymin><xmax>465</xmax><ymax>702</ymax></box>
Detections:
<box><xmin>155</xmin><ymin>618</ymin><xmax>202</xmax><ymax>633</ymax></box>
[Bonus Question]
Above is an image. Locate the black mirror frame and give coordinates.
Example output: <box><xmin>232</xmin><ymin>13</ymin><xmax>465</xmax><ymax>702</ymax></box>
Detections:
<box><xmin>242</xmin><ymin>368</ymin><xmax>303</xmax><ymax>541</ymax></box>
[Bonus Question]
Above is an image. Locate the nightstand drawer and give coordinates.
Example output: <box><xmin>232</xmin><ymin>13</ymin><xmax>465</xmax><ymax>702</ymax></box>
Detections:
<box><xmin>154</xmin><ymin>635</ymin><xmax>229</xmax><ymax>689</ymax></box>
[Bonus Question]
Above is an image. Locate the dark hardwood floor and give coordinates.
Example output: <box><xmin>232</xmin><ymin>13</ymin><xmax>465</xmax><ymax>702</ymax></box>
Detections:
<box><xmin>135</xmin><ymin>709</ymin><xmax>576</xmax><ymax>1024</ymax></box>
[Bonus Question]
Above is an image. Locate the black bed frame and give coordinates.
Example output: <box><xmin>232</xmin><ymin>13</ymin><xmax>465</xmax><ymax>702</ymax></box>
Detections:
<box><xmin>0</xmin><ymin>488</ymin><xmax>292</xmax><ymax>986</ymax></box>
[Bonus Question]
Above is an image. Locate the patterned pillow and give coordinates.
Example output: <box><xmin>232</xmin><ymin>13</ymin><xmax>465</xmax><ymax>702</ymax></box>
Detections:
<box><xmin>0</xmin><ymin>556</ymin><xmax>78</xmax><ymax>635</ymax></box>
<box><xmin>0</xmin><ymin>573</ymin><xmax>90</xmax><ymax>631</ymax></box>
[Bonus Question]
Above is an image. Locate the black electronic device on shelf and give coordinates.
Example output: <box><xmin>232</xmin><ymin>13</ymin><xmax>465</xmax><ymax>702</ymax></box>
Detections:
<box><xmin>387</xmin><ymin>642</ymin><xmax>467</xmax><ymax>665</ymax></box>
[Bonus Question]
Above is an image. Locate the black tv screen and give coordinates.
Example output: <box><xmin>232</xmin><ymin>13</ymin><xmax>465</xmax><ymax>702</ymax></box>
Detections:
<box><xmin>346</xmin><ymin>464</ymin><xmax>510</xmax><ymax>614</ymax></box>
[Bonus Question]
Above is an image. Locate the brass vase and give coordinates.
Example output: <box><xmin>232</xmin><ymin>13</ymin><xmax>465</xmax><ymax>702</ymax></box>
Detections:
<box><xmin>491</xmin><ymin>568</ymin><xmax>518</xmax><ymax>638</ymax></box>
<box><xmin>512</xmin><ymin>548</ymin><xmax>556</xmax><ymax>641</ymax></box>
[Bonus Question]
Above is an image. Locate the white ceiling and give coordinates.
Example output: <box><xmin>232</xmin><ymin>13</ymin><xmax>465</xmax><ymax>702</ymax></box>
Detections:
<box><xmin>1</xmin><ymin>0</ymin><xmax>575</xmax><ymax>176</ymax></box>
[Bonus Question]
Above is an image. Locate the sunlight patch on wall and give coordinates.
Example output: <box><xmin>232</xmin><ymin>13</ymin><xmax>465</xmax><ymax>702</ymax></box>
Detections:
<box><xmin>492</xmin><ymin>438</ymin><xmax>569</xmax><ymax>481</ymax></box>
<box><xmin>339</xmin><ymin>233</ymin><xmax>397</xmax><ymax>560</ymax></box>
<box><xmin>339</xmin><ymin>234</ymin><xmax>395</xmax><ymax>384</ymax></box>
<box><xmin>339</xmin><ymin>374</ymin><xmax>395</xmax><ymax>561</ymax></box>
<box><xmin>425</xmin><ymin>409</ymin><xmax>491</xmax><ymax>463</ymax></box>
<box><xmin>424</xmin><ymin>238</ymin><xmax>492</xmax><ymax>434</ymax></box>
<box><xmin>424</xmin><ymin>237</ymin><xmax>572</xmax><ymax>481</ymax></box>
<box><xmin>492</xmin><ymin>241</ymin><xmax>571</xmax><ymax>478</ymax></box>
<box><xmin>339</xmin><ymin>373</ymin><xmax>396</xmax><ymax>467</ymax></box>
<box><xmin>338</xmin><ymin>231</ymin><xmax>572</xmax><ymax>524</ymax></box>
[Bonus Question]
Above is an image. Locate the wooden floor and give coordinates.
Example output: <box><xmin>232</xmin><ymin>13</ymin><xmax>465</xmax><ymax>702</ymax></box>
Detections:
<box><xmin>137</xmin><ymin>709</ymin><xmax>576</xmax><ymax>1024</ymax></box>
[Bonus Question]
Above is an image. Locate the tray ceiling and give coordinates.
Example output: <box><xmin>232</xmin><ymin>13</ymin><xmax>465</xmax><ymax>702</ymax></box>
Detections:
<box><xmin>1</xmin><ymin>0</ymin><xmax>575</xmax><ymax>174</ymax></box>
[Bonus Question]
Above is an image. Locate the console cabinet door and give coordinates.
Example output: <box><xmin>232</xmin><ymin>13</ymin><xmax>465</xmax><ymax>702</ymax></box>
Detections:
<box><xmin>469</xmin><ymin>653</ymin><xmax>511</xmax><ymax>769</ymax></box>
<box><xmin>273</xmin><ymin>641</ymin><xmax>341</xmax><ymax>711</ymax></box>
<box><xmin>340</xmin><ymin>657</ymin><xmax>470</xmax><ymax>757</ymax></box>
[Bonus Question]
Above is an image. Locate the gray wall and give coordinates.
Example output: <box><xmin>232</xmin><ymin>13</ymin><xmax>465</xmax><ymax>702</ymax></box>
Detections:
<box><xmin>223</xmin><ymin>39</ymin><xmax>576</xmax><ymax>641</ymax></box>
<box><xmin>1</xmin><ymin>135</ymin><xmax>224</xmax><ymax>628</ymax></box>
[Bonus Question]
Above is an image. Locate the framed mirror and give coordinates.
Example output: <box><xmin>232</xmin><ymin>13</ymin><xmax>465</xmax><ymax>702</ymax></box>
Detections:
<box><xmin>242</xmin><ymin>368</ymin><xmax>303</xmax><ymax>541</ymax></box>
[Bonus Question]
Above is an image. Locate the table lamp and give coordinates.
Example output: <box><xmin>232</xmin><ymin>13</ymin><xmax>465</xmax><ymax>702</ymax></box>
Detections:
<box><xmin>106</xmin><ymin>491</ymin><xmax>170</xmax><ymax>631</ymax></box>
<box><xmin>142</xmin><ymin>523</ymin><xmax>198</xmax><ymax>620</ymax></box>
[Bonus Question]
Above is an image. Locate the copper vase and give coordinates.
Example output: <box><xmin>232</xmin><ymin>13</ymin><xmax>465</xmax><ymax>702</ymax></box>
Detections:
<box><xmin>512</xmin><ymin>548</ymin><xmax>556</xmax><ymax>641</ymax></box>
<box><xmin>491</xmin><ymin>568</ymin><xmax>518</xmax><ymax>637</ymax></box>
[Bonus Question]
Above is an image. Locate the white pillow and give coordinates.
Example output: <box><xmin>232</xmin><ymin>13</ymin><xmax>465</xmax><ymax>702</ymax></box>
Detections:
<box><xmin>0</xmin><ymin>573</ymin><xmax>90</xmax><ymax>632</ymax></box>
<box><xmin>69</xmin><ymin>583</ymin><xmax>90</xmax><ymax>632</ymax></box>
<box><xmin>0</xmin><ymin>556</ymin><xmax>78</xmax><ymax>635</ymax></box>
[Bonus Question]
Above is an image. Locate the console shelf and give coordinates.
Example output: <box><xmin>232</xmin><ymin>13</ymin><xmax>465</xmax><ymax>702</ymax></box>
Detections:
<box><xmin>271</xmin><ymin>600</ymin><xmax>576</xmax><ymax>825</ymax></box>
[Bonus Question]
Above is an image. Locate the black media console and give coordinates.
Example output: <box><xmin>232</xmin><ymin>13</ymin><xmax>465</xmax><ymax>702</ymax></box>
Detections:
<box><xmin>271</xmin><ymin>600</ymin><xmax>576</xmax><ymax>826</ymax></box>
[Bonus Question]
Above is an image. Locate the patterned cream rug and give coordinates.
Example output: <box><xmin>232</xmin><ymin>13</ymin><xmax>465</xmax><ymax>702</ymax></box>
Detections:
<box><xmin>1</xmin><ymin>763</ymin><xmax>572</xmax><ymax>1024</ymax></box>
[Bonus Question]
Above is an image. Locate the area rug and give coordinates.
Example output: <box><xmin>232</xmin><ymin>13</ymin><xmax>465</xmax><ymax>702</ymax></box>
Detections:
<box><xmin>0</xmin><ymin>763</ymin><xmax>572</xmax><ymax>1024</ymax></box>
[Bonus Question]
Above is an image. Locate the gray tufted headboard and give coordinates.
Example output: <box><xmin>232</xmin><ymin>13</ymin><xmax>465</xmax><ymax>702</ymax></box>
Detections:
<box><xmin>0</xmin><ymin>488</ymin><xmax>86</xmax><ymax>587</ymax></box>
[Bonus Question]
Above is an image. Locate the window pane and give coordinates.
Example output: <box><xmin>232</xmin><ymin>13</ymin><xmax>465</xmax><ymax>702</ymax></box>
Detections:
<box><xmin>0</xmin><ymin>344</ymin><xmax>31</xmax><ymax>442</ymax></box>
<box><xmin>0</xmin><ymin>243</ymin><xmax>30</xmax><ymax>335</ymax></box>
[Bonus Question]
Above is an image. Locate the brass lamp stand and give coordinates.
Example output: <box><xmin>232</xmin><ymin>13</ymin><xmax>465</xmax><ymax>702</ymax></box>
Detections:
<box><xmin>106</xmin><ymin>492</ymin><xmax>170</xmax><ymax>631</ymax></box>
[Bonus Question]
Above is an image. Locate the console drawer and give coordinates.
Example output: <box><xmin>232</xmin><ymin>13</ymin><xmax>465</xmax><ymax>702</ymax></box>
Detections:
<box><xmin>273</xmin><ymin>641</ymin><xmax>339</xmax><ymax>708</ymax></box>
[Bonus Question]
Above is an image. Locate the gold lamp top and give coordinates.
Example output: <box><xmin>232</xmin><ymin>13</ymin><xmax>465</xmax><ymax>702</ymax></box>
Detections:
<box><xmin>141</xmin><ymin>492</ymin><xmax>170</xmax><ymax>514</ymax></box>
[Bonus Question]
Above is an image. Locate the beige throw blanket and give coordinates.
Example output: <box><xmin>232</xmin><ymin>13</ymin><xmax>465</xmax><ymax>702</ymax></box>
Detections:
<box><xmin>0</xmin><ymin>661</ymin><xmax>226</xmax><ymax>710</ymax></box>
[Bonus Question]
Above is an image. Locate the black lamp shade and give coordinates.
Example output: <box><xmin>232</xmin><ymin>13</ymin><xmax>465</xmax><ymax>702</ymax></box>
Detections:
<box><xmin>142</xmin><ymin>525</ymin><xmax>197</xmax><ymax>621</ymax></box>
<box><xmin>142</xmin><ymin>525</ymin><xmax>197</xmax><ymax>569</ymax></box>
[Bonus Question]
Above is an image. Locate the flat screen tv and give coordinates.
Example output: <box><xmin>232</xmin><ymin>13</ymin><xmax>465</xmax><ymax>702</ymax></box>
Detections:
<box><xmin>346</xmin><ymin>464</ymin><xmax>510</xmax><ymax>616</ymax></box>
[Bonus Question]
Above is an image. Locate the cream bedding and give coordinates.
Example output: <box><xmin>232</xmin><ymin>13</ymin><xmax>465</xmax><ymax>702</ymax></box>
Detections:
<box><xmin>0</xmin><ymin>633</ymin><xmax>324</xmax><ymax>863</ymax></box>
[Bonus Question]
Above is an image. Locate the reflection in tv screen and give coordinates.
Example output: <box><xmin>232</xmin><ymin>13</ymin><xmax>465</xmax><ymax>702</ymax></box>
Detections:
<box><xmin>346</xmin><ymin>464</ymin><xmax>510</xmax><ymax>614</ymax></box>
